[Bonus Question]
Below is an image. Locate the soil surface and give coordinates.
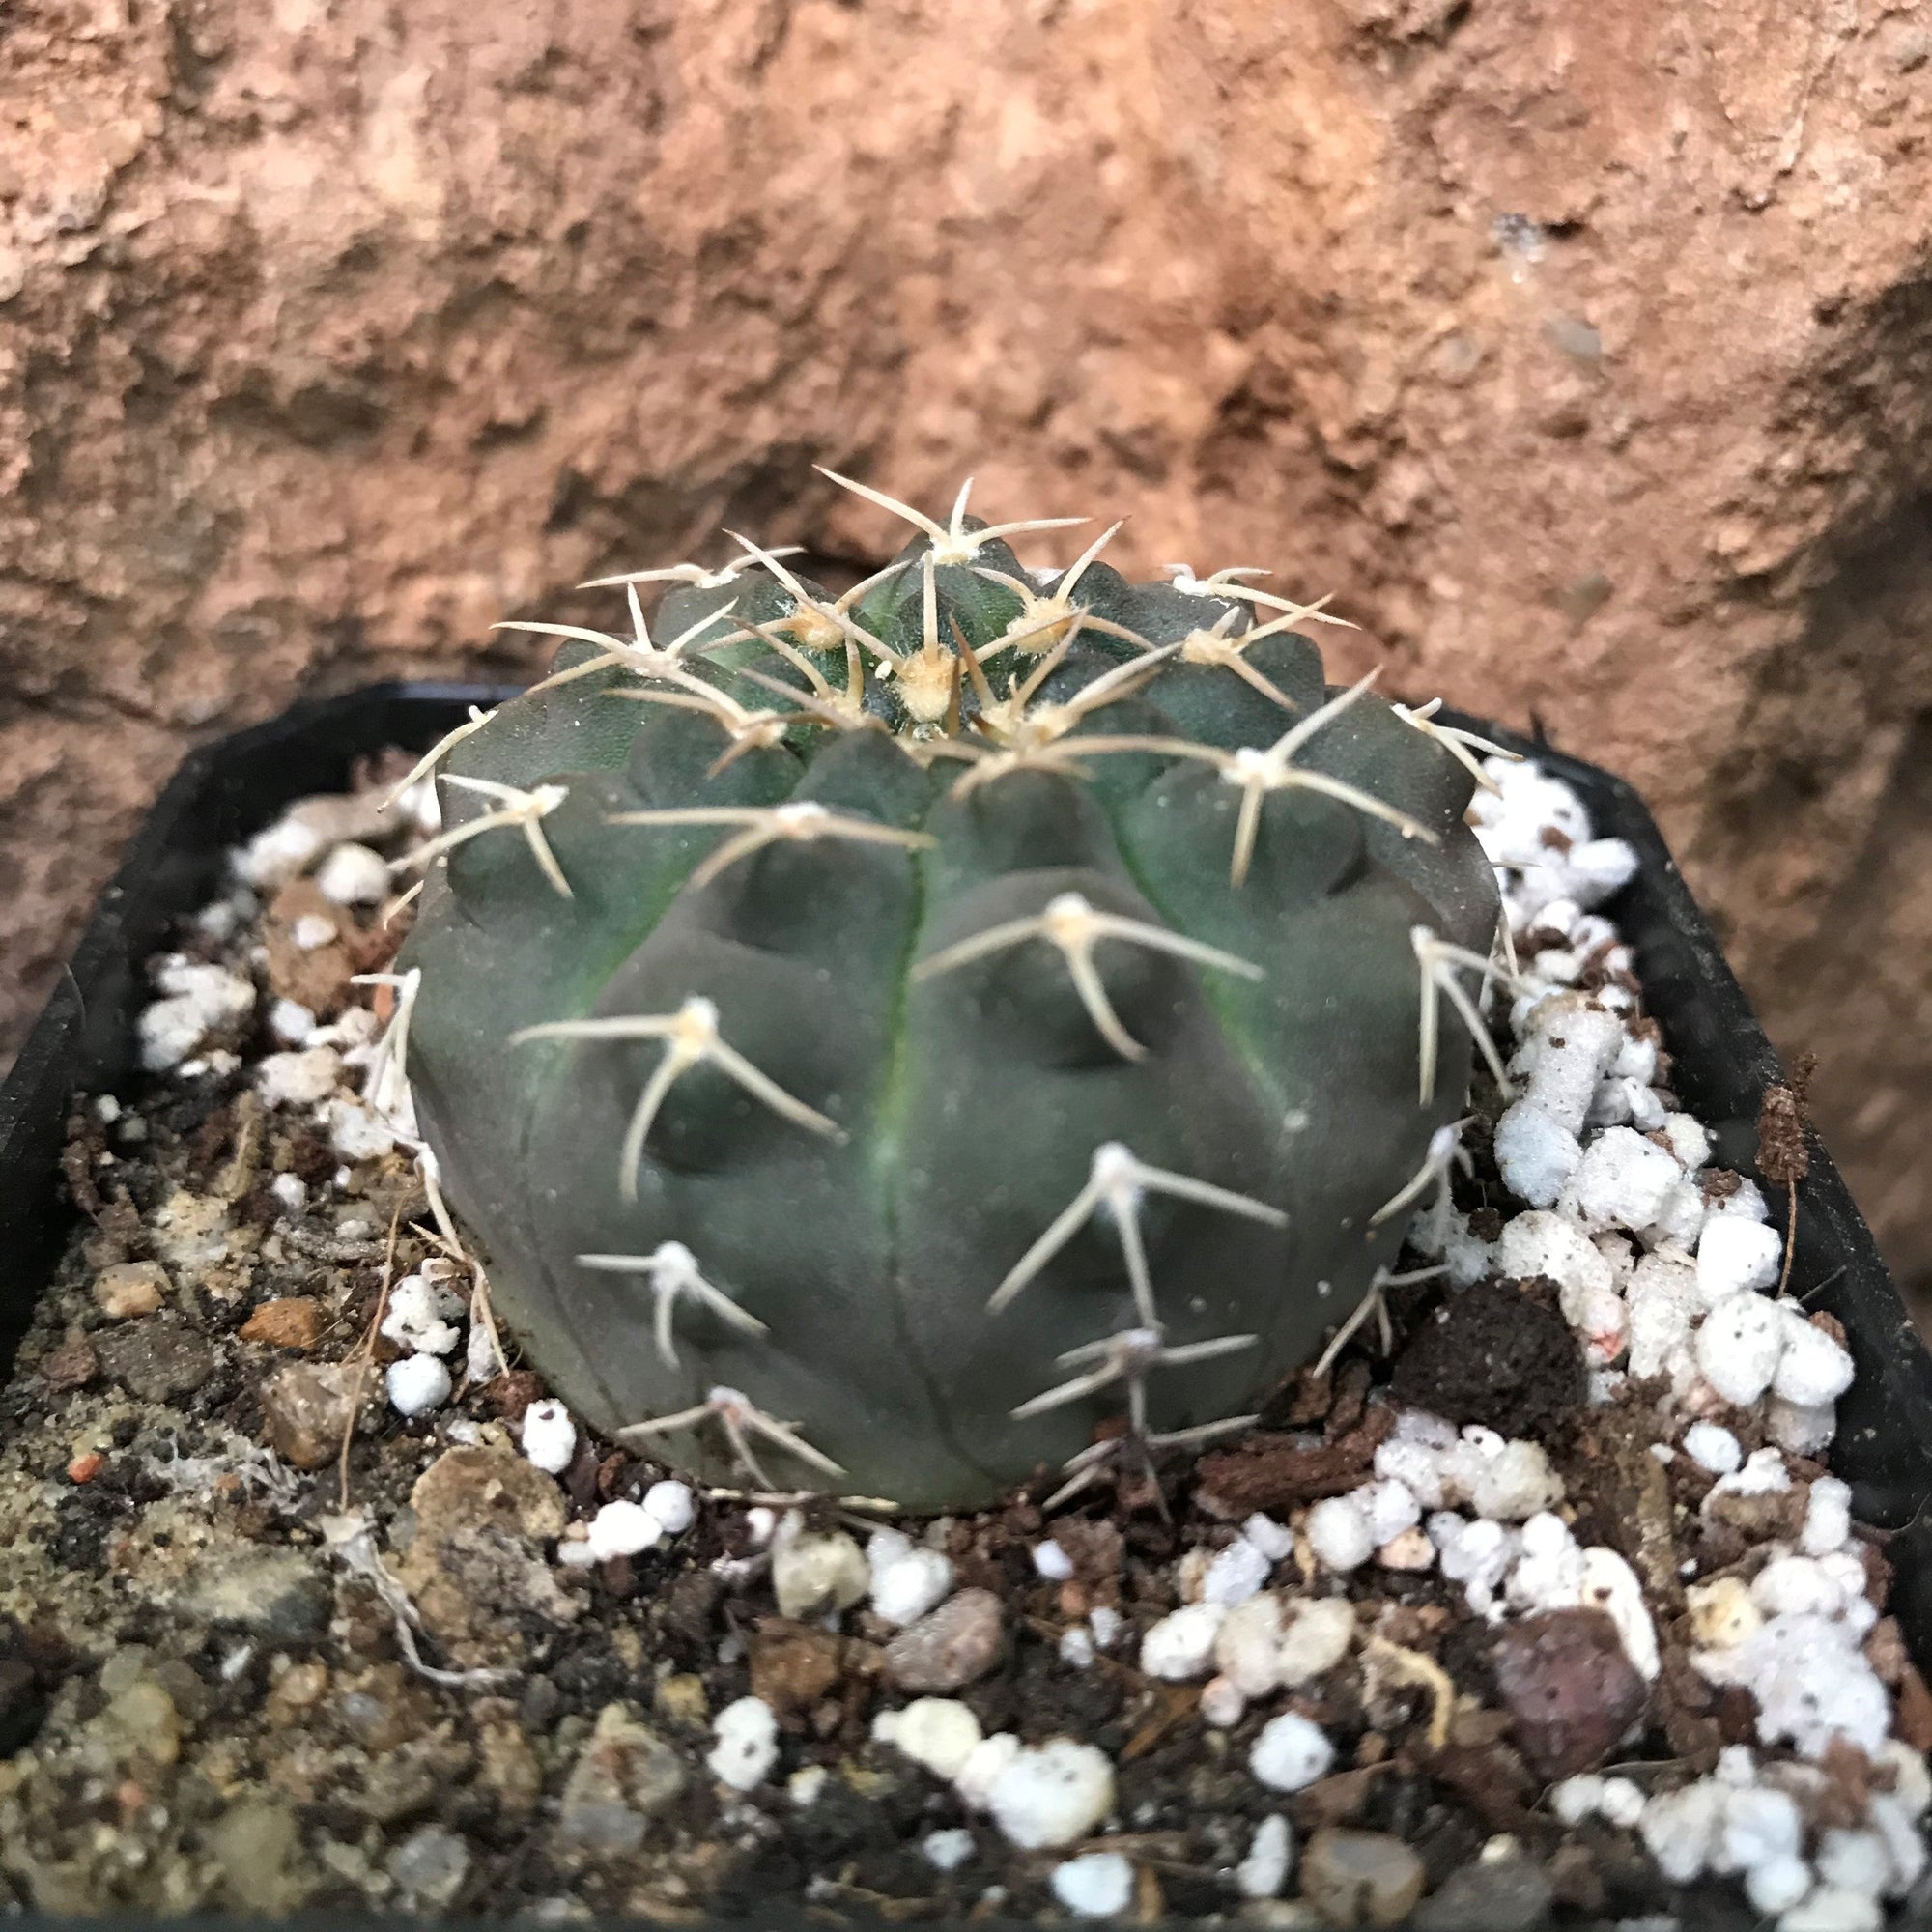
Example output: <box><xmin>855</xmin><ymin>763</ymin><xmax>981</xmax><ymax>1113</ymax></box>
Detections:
<box><xmin>4</xmin><ymin>0</ymin><xmax>1932</xmax><ymax>1302</ymax></box>
<box><xmin>0</xmin><ymin>756</ymin><xmax>1925</xmax><ymax>1925</ymax></box>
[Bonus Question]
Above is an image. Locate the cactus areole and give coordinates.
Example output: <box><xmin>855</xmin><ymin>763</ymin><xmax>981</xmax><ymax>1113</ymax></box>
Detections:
<box><xmin>398</xmin><ymin>473</ymin><xmax>1507</xmax><ymax>1512</ymax></box>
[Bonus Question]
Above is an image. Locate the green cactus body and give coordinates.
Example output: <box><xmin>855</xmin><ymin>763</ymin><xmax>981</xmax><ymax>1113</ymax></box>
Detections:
<box><xmin>399</xmin><ymin>484</ymin><xmax>1501</xmax><ymax>1511</ymax></box>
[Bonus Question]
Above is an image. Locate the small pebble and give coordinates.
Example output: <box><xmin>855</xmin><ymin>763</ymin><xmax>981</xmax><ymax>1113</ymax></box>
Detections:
<box><xmin>520</xmin><ymin>1399</ymin><xmax>576</xmax><ymax>1475</ymax></box>
<box><xmin>772</xmin><ymin>1524</ymin><xmax>869</xmax><ymax>1620</ymax></box>
<box><xmin>1411</xmin><ymin>1842</ymin><xmax>1553</xmax><ymax>1932</ymax></box>
<box><xmin>92</xmin><ymin>1263</ymin><xmax>168</xmax><ymax>1321</ymax></box>
<box><xmin>885</xmin><ymin>1587</ymin><xmax>1005</xmax><ymax>1691</ymax></box>
<box><xmin>1492</xmin><ymin>1607</ymin><xmax>1648</xmax><ymax>1777</ymax></box>
<box><xmin>386</xmin><ymin>1824</ymin><xmax>470</xmax><ymax>1908</ymax></box>
<box><xmin>1298</xmin><ymin>1828</ymin><xmax>1426</xmax><ymax>1929</ymax></box>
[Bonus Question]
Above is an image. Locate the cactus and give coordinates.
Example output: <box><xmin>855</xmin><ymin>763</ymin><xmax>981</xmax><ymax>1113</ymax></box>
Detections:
<box><xmin>395</xmin><ymin>473</ymin><xmax>1509</xmax><ymax>1512</ymax></box>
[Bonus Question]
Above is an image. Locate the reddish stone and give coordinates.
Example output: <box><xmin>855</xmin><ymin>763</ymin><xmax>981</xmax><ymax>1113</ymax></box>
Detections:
<box><xmin>1492</xmin><ymin>1609</ymin><xmax>1648</xmax><ymax>1780</ymax></box>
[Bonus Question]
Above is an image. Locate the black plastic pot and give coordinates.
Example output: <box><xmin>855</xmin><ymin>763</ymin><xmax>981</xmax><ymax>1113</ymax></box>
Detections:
<box><xmin>2</xmin><ymin>680</ymin><xmax>1928</xmax><ymax>1931</ymax></box>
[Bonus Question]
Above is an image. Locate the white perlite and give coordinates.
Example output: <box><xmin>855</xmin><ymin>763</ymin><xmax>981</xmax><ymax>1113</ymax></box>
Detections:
<box><xmin>520</xmin><ymin>1399</ymin><xmax>577</xmax><ymax>1475</ymax></box>
<box><xmin>922</xmin><ymin>1828</ymin><xmax>976</xmax><ymax>1872</ymax></box>
<box><xmin>873</xmin><ymin>1699</ymin><xmax>983</xmax><ymax>1780</ymax></box>
<box><xmin>867</xmin><ymin>1531</ymin><xmax>953</xmax><ymax>1627</ymax></box>
<box><xmin>642</xmin><ymin>1480</ymin><xmax>695</xmax><ymax>1534</ymax></box>
<box><xmin>1050</xmin><ymin>1852</ymin><xmax>1134</xmax><ymax>1918</ymax></box>
<box><xmin>1492</xmin><ymin>1100</ymin><xmax>1582</xmax><ymax>1208</ymax></box>
<box><xmin>138</xmin><ymin>959</ymin><xmax>256</xmax><ymax>1071</ymax></box>
<box><xmin>585</xmin><ymin>1501</ymin><xmax>663</xmax><ymax>1560</ymax></box>
<box><xmin>984</xmin><ymin>1740</ymin><xmax>1115</xmax><ymax>1849</ymax></box>
<box><xmin>771</xmin><ymin>1521</ymin><xmax>869</xmax><ymax>1620</ymax></box>
<box><xmin>708</xmin><ymin>1697</ymin><xmax>779</xmax><ymax>1791</ymax></box>
<box><xmin>256</xmin><ymin>1045</ymin><xmax>343</xmax><ymax>1108</ymax></box>
<box><xmin>1202</xmin><ymin>1536</ymin><xmax>1273</xmax><ymax>1605</ymax></box>
<box><xmin>1305</xmin><ymin>1493</ymin><xmax>1376</xmax><ymax>1572</ymax></box>
<box><xmin>1684</xmin><ymin>1422</ymin><xmax>1743</xmax><ymax>1476</ymax></box>
<box><xmin>315</xmin><ymin>841</ymin><xmax>392</xmax><ymax>905</ymax></box>
<box><xmin>1249</xmin><ymin>1712</ymin><xmax>1335</xmax><ymax>1792</ymax></box>
<box><xmin>1214</xmin><ymin>1594</ymin><xmax>1354</xmax><ymax>1699</ymax></box>
<box><xmin>1695</xmin><ymin>1293</ymin><xmax>1787</xmax><ymax>1406</ymax></box>
<box><xmin>1236</xmin><ymin>1814</ymin><xmax>1293</xmax><ymax>1898</ymax></box>
<box><xmin>1697</xmin><ymin>1216</ymin><xmax>1783</xmax><ymax>1301</ymax></box>
<box><xmin>381</xmin><ymin>1273</ymin><xmax>464</xmax><ymax>1357</ymax></box>
<box><xmin>385</xmin><ymin>1353</ymin><xmax>451</xmax><ymax>1418</ymax></box>
<box><xmin>1141</xmin><ymin>1602</ymin><xmax>1227</xmax><ymax>1681</ymax></box>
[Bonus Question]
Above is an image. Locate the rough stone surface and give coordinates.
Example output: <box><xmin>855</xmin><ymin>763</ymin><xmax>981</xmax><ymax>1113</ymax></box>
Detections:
<box><xmin>4</xmin><ymin>0</ymin><xmax>1932</xmax><ymax>1296</ymax></box>
<box><xmin>556</xmin><ymin>1703</ymin><xmax>687</xmax><ymax>1857</ymax></box>
<box><xmin>395</xmin><ymin>1445</ymin><xmax>577</xmax><ymax>1657</ymax></box>
<box><xmin>91</xmin><ymin>1262</ymin><xmax>168</xmax><ymax>1320</ymax></box>
<box><xmin>260</xmin><ymin>1360</ymin><xmax>366</xmax><ymax>1470</ymax></box>
<box><xmin>203</xmin><ymin>1797</ymin><xmax>313</xmax><ymax>1914</ymax></box>
<box><xmin>92</xmin><ymin>1318</ymin><xmax>217</xmax><ymax>1404</ymax></box>
<box><xmin>177</xmin><ymin>1548</ymin><xmax>332</xmax><ymax>1643</ymax></box>
<box><xmin>1491</xmin><ymin>1606</ymin><xmax>1649</xmax><ymax>1780</ymax></box>
<box><xmin>1411</xmin><ymin>1848</ymin><xmax>1555</xmax><ymax>1932</ymax></box>
<box><xmin>884</xmin><ymin>1587</ymin><xmax>1006</xmax><ymax>1693</ymax></box>
<box><xmin>239</xmin><ymin>1296</ymin><xmax>325</xmax><ymax>1350</ymax></box>
<box><xmin>1298</xmin><ymin>1828</ymin><xmax>1427</xmax><ymax>1929</ymax></box>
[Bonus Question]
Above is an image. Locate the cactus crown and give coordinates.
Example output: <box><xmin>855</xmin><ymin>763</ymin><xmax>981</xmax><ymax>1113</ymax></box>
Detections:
<box><xmin>396</xmin><ymin>470</ymin><xmax>1509</xmax><ymax>1512</ymax></box>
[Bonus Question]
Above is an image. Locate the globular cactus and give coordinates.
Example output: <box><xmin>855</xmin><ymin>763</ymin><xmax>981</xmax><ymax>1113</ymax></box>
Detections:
<box><xmin>394</xmin><ymin>472</ymin><xmax>1508</xmax><ymax>1512</ymax></box>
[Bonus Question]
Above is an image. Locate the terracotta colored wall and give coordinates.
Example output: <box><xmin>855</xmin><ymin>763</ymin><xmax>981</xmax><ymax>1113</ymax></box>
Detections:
<box><xmin>4</xmin><ymin>0</ymin><xmax>1930</xmax><ymax>1293</ymax></box>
